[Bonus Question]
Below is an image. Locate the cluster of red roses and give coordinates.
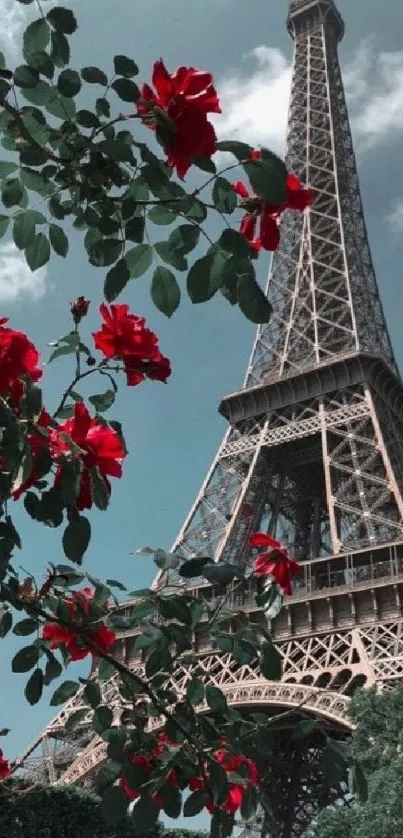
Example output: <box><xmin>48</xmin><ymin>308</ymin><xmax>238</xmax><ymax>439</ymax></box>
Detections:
<box><xmin>249</xmin><ymin>532</ymin><xmax>301</xmax><ymax>596</ymax></box>
<box><xmin>42</xmin><ymin>587</ymin><xmax>116</xmax><ymax>660</ymax></box>
<box><xmin>120</xmin><ymin>733</ymin><xmax>258</xmax><ymax>816</ymax></box>
<box><xmin>138</xmin><ymin>61</ymin><xmax>312</xmax><ymax>250</ymax></box>
<box><xmin>0</xmin><ymin>303</ymin><xmax>170</xmax><ymax>510</ymax></box>
<box><xmin>232</xmin><ymin>151</ymin><xmax>313</xmax><ymax>252</ymax></box>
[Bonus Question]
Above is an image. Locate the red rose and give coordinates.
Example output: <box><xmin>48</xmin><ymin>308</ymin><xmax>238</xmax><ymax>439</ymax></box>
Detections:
<box><xmin>189</xmin><ymin>748</ymin><xmax>258</xmax><ymax>814</ymax></box>
<box><xmin>249</xmin><ymin>532</ymin><xmax>301</xmax><ymax>596</ymax></box>
<box><xmin>232</xmin><ymin>158</ymin><xmax>313</xmax><ymax>252</ymax></box>
<box><xmin>120</xmin><ymin>734</ymin><xmax>179</xmax><ymax>805</ymax></box>
<box><xmin>42</xmin><ymin>588</ymin><xmax>116</xmax><ymax>661</ymax></box>
<box><xmin>51</xmin><ymin>402</ymin><xmax>126</xmax><ymax>510</ymax></box>
<box><xmin>0</xmin><ymin>317</ymin><xmax>41</xmax><ymax>398</ymax></box>
<box><xmin>70</xmin><ymin>296</ymin><xmax>90</xmax><ymax>324</ymax></box>
<box><xmin>138</xmin><ymin>59</ymin><xmax>221</xmax><ymax>179</ymax></box>
<box><xmin>0</xmin><ymin>748</ymin><xmax>10</xmax><ymax>780</ymax></box>
<box><xmin>93</xmin><ymin>304</ymin><xmax>171</xmax><ymax>387</ymax></box>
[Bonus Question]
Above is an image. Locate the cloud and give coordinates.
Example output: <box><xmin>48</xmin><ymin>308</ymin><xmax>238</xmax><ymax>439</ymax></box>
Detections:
<box><xmin>0</xmin><ymin>0</ymin><xmax>29</xmax><ymax>54</ymax></box>
<box><xmin>213</xmin><ymin>39</ymin><xmax>403</xmax><ymax>155</ymax></box>
<box><xmin>387</xmin><ymin>200</ymin><xmax>403</xmax><ymax>235</ymax></box>
<box><xmin>213</xmin><ymin>46</ymin><xmax>291</xmax><ymax>155</ymax></box>
<box><xmin>0</xmin><ymin>242</ymin><xmax>48</xmax><ymax>304</ymax></box>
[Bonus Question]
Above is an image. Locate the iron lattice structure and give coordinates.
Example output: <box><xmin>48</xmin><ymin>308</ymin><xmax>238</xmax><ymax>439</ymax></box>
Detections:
<box><xmin>15</xmin><ymin>0</ymin><xmax>403</xmax><ymax>834</ymax></box>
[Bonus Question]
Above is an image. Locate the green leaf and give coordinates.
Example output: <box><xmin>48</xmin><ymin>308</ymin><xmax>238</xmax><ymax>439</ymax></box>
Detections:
<box><xmin>168</xmin><ymin>224</ymin><xmax>200</xmax><ymax>255</ymax></box>
<box><xmin>187</xmin><ymin>252</ymin><xmax>221</xmax><ymax>304</ymax></box>
<box><xmin>220</xmin><ymin>228</ymin><xmax>252</xmax><ymax>258</ymax></box>
<box><xmin>0</xmin><ymin>215</ymin><xmax>9</xmax><ymax>239</ymax></box>
<box><xmin>161</xmin><ymin>784</ymin><xmax>182</xmax><ymax>819</ymax></box>
<box><xmin>57</xmin><ymin>68</ymin><xmax>81</xmax><ymax>97</ymax></box>
<box><xmin>93</xmin><ymin>705</ymin><xmax>113</xmax><ymax>734</ymax></box>
<box><xmin>0</xmin><ymin>162</ymin><xmax>18</xmax><ymax>179</ymax></box>
<box><xmin>212</xmin><ymin>177</ymin><xmax>237</xmax><ymax>214</ymax></box>
<box><xmin>89</xmin><ymin>390</ymin><xmax>115</xmax><ymax>413</ymax></box>
<box><xmin>62</xmin><ymin>515</ymin><xmax>91</xmax><ymax>564</ymax></box>
<box><xmin>20</xmin><ymin>168</ymin><xmax>52</xmax><ymax>195</ymax></box>
<box><xmin>179</xmin><ymin>557</ymin><xmax>213</xmax><ymax>578</ymax></box>
<box><xmin>104</xmin><ymin>258</ymin><xmax>130</xmax><ymax>301</ymax></box>
<box><xmin>292</xmin><ymin>718</ymin><xmax>318</xmax><ymax>741</ymax></box>
<box><xmin>321</xmin><ymin>739</ymin><xmax>350</xmax><ymax>785</ymax></box>
<box><xmin>112</xmin><ymin>77</ymin><xmax>140</xmax><ymax>102</ymax></box>
<box><xmin>125</xmin><ymin>243</ymin><xmax>153</xmax><ymax>278</ymax></box>
<box><xmin>23</xmin><ymin>19</ymin><xmax>50</xmax><ymax>57</ymax></box>
<box><xmin>125</xmin><ymin>215</ymin><xmax>145</xmax><ymax>243</ymax></box>
<box><xmin>95</xmin><ymin>97</ymin><xmax>110</xmax><ymax>118</ymax></box>
<box><xmin>12</xmin><ymin>644</ymin><xmax>40</xmax><ymax>673</ymax></box>
<box><xmin>84</xmin><ymin>681</ymin><xmax>101</xmax><ymax>709</ymax></box>
<box><xmin>89</xmin><ymin>238</ymin><xmax>123</xmax><ymax>267</ymax></box>
<box><xmin>13</xmin><ymin>64</ymin><xmax>40</xmax><ymax>88</ymax></box>
<box><xmin>2</xmin><ymin>178</ymin><xmax>23</xmax><ymax>208</ymax></box>
<box><xmin>154</xmin><ymin>241</ymin><xmax>187</xmax><ymax>271</ymax></box>
<box><xmin>98</xmin><ymin>658</ymin><xmax>116</xmax><ymax>681</ymax></box>
<box><xmin>206</xmin><ymin>685</ymin><xmax>228</xmax><ymax>714</ymax></box>
<box><xmin>50</xmin><ymin>680</ymin><xmax>79</xmax><ymax>706</ymax></box>
<box><xmin>203</xmin><ymin>563</ymin><xmax>237</xmax><ymax>586</ymax></box>
<box><xmin>12</xmin><ymin>618</ymin><xmax>38</xmax><ymax>636</ymax></box>
<box><xmin>187</xmin><ymin>678</ymin><xmax>205</xmax><ymax>706</ymax></box>
<box><xmin>47</xmin><ymin>7</ymin><xmax>77</xmax><ymax>34</ymax></box>
<box><xmin>50</xmin><ymin>30</ymin><xmax>70</xmax><ymax>68</ymax></box>
<box><xmin>13</xmin><ymin>211</ymin><xmax>35</xmax><ymax>249</ymax></box>
<box><xmin>147</xmin><ymin>205</ymin><xmax>177</xmax><ymax>226</ymax></box>
<box><xmin>237</xmin><ymin>274</ymin><xmax>272</xmax><ymax>324</ymax></box>
<box><xmin>260</xmin><ymin>641</ymin><xmax>282</xmax><ymax>681</ymax></box>
<box><xmin>25</xmin><ymin>232</ymin><xmax>50</xmax><ymax>270</ymax></box>
<box><xmin>65</xmin><ymin>708</ymin><xmax>89</xmax><ymax>731</ymax></box>
<box><xmin>216</xmin><ymin>140</ymin><xmax>253</xmax><ymax>160</ymax></box>
<box><xmin>81</xmin><ymin>66</ymin><xmax>108</xmax><ymax>85</ymax></box>
<box><xmin>151</xmin><ymin>266</ymin><xmax>180</xmax><ymax>317</ymax></box>
<box><xmin>76</xmin><ymin>109</ymin><xmax>100</xmax><ymax>128</ymax></box>
<box><xmin>90</xmin><ymin>466</ymin><xmax>109</xmax><ymax>511</ymax></box>
<box><xmin>256</xmin><ymin>580</ymin><xmax>283</xmax><ymax>619</ymax></box>
<box><xmin>43</xmin><ymin>652</ymin><xmax>63</xmax><ymax>685</ymax></box>
<box><xmin>20</xmin><ymin>79</ymin><xmax>51</xmax><ymax>106</ymax></box>
<box><xmin>158</xmin><ymin>596</ymin><xmax>191</xmax><ymax>624</ymax></box>
<box><xmin>24</xmin><ymin>668</ymin><xmax>43</xmax><ymax>705</ymax></box>
<box><xmin>114</xmin><ymin>55</ymin><xmax>139</xmax><ymax>77</ymax></box>
<box><xmin>46</xmin><ymin>87</ymin><xmax>76</xmax><ymax>119</ymax></box>
<box><xmin>244</xmin><ymin>157</ymin><xmax>287</xmax><ymax>205</ymax></box>
<box><xmin>240</xmin><ymin>785</ymin><xmax>257</xmax><ymax>820</ymax></box>
<box><xmin>27</xmin><ymin>50</ymin><xmax>54</xmax><ymax>79</ymax></box>
<box><xmin>192</xmin><ymin>155</ymin><xmax>216</xmax><ymax>173</ymax></box>
<box><xmin>349</xmin><ymin>760</ymin><xmax>368</xmax><ymax>803</ymax></box>
<box><xmin>0</xmin><ymin>610</ymin><xmax>12</xmax><ymax>638</ymax></box>
<box><xmin>100</xmin><ymin>786</ymin><xmax>128</xmax><ymax>827</ymax></box>
<box><xmin>49</xmin><ymin>223</ymin><xmax>69</xmax><ymax>257</ymax></box>
<box><xmin>184</xmin><ymin>788</ymin><xmax>210</xmax><ymax>817</ymax></box>
<box><xmin>131</xmin><ymin>796</ymin><xmax>159</xmax><ymax>833</ymax></box>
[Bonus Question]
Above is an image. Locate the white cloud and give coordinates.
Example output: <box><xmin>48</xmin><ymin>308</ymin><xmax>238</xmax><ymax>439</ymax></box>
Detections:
<box><xmin>0</xmin><ymin>242</ymin><xmax>48</xmax><ymax>304</ymax></box>
<box><xmin>213</xmin><ymin>39</ymin><xmax>403</xmax><ymax>156</ymax></box>
<box><xmin>0</xmin><ymin>0</ymin><xmax>28</xmax><ymax>54</ymax></box>
<box><xmin>387</xmin><ymin>200</ymin><xmax>403</xmax><ymax>235</ymax></box>
<box><xmin>213</xmin><ymin>46</ymin><xmax>291</xmax><ymax>155</ymax></box>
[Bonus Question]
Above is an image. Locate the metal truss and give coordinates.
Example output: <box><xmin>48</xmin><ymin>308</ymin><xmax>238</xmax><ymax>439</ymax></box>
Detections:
<box><xmin>16</xmin><ymin>2</ymin><xmax>403</xmax><ymax>835</ymax></box>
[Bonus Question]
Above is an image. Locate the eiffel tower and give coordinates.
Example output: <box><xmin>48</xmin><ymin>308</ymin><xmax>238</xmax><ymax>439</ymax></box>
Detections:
<box><xmin>15</xmin><ymin>0</ymin><xmax>403</xmax><ymax>834</ymax></box>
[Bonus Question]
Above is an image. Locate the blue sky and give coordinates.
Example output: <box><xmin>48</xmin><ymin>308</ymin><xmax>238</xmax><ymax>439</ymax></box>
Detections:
<box><xmin>0</xmin><ymin>0</ymin><xmax>403</xmax><ymax>791</ymax></box>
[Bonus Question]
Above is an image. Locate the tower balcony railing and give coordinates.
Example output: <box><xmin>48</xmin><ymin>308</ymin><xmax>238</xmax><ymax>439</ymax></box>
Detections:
<box><xmin>119</xmin><ymin>541</ymin><xmax>403</xmax><ymax>640</ymax></box>
<box><xmin>188</xmin><ymin>540</ymin><xmax>403</xmax><ymax>614</ymax></box>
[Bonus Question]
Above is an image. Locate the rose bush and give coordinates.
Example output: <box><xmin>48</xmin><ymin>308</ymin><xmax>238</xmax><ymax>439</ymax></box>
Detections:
<box><xmin>0</xmin><ymin>3</ymin><xmax>366</xmax><ymax>836</ymax></box>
